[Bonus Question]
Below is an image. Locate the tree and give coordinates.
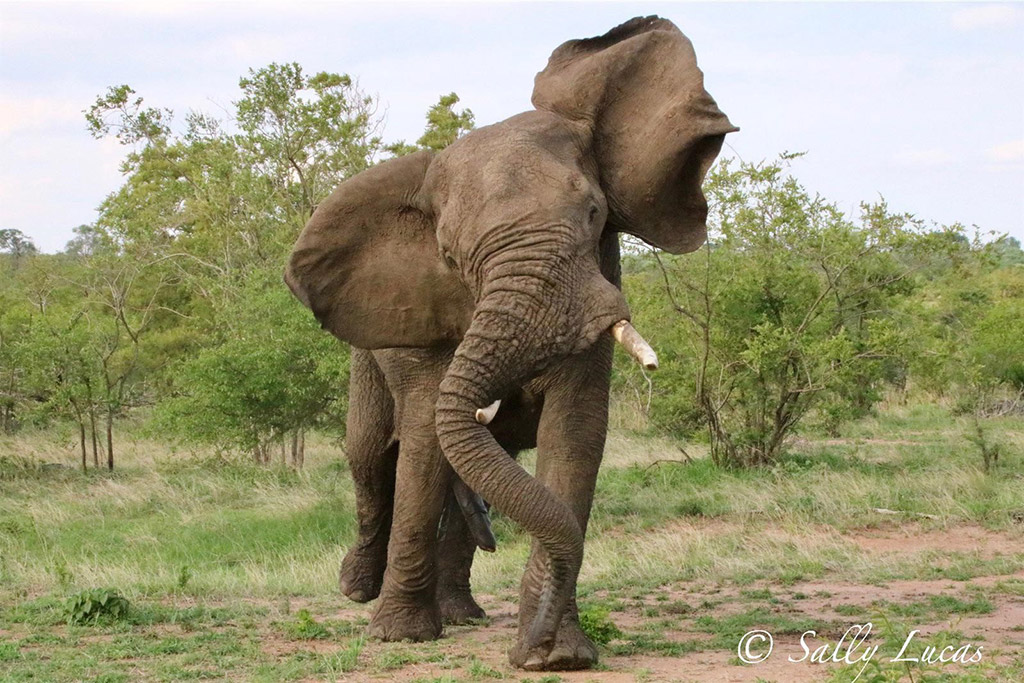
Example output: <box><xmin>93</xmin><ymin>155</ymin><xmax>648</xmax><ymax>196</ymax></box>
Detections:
<box><xmin>0</xmin><ymin>229</ymin><xmax>37</xmax><ymax>271</ymax></box>
<box><xmin>622</xmin><ymin>155</ymin><xmax>914</xmax><ymax>466</ymax></box>
<box><xmin>152</xmin><ymin>276</ymin><xmax>348</xmax><ymax>466</ymax></box>
<box><xmin>235</xmin><ymin>63</ymin><xmax>383</xmax><ymax>221</ymax></box>
<box><xmin>385</xmin><ymin>92</ymin><xmax>475</xmax><ymax>157</ymax></box>
<box><xmin>0</xmin><ymin>289</ymin><xmax>33</xmax><ymax>435</ymax></box>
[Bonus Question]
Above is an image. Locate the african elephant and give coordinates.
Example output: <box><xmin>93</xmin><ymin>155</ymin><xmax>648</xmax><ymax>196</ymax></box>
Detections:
<box><xmin>286</xmin><ymin>16</ymin><xmax>736</xmax><ymax>670</ymax></box>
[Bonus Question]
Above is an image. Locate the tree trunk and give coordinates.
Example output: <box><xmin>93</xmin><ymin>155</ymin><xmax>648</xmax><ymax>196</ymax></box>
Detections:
<box><xmin>71</xmin><ymin>400</ymin><xmax>87</xmax><ymax>473</ymax></box>
<box><xmin>290</xmin><ymin>428</ymin><xmax>305</xmax><ymax>470</ymax></box>
<box><xmin>89</xmin><ymin>408</ymin><xmax>99</xmax><ymax>468</ymax></box>
<box><xmin>280</xmin><ymin>438</ymin><xmax>286</xmax><ymax>466</ymax></box>
<box><xmin>106</xmin><ymin>408</ymin><xmax>114</xmax><ymax>471</ymax></box>
<box><xmin>78</xmin><ymin>420</ymin><xmax>87</xmax><ymax>473</ymax></box>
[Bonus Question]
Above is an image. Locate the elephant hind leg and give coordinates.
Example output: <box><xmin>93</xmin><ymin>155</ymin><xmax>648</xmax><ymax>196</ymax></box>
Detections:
<box><xmin>341</xmin><ymin>349</ymin><xmax>397</xmax><ymax>603</ymax></box>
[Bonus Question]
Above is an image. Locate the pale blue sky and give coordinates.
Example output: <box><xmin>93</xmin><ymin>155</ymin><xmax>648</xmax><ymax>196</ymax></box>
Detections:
<box><xmin>2</xmin><ymin>1</ymin><xmax>1022</xmax><ymax>252</ymax></box>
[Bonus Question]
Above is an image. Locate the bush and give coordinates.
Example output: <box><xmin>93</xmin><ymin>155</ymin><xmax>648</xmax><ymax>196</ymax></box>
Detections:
<box><xmin>65</xmin><ymin>588</ymin><xmax>130</xmax><ymax>624</ymax></box>
<box><xmin>151</xmin><ymin>275</ymin><xmax>349</xmax><ymax>462</ymax></box>
<box><xmin>284</xmin><ymin>609</ymin><xmax>331</xmax><ymax>640</ymax></box>
<box><xmin>621</xmin><ymin>155</ymin><xmax>914</xmax><ymax>466</ymax></box>
<box><xmin>578</xmin><ymin>605</ymin><xmax>622</xmax><ymax>646</ymax></box>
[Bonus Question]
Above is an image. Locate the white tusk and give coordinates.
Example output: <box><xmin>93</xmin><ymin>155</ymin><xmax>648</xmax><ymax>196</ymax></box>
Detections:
<box><xmin>611</xmin><ymin>320</ymin><xmax>659</xmax><ymax>371</ymax></box>
<box><xmin>475</xmin><ymin>399</ymin><xmax>501</xmax><ymax>425</ymax></box>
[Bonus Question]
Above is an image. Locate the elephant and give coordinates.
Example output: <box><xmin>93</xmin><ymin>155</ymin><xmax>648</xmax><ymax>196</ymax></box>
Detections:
<box><xmin>285</xmin><ymin>16</ymin><xmax>736</xmax><ymax>671</ymax></box>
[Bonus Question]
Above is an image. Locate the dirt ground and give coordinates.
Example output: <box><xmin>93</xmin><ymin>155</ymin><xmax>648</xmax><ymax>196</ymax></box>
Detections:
<box><xmin>252</xmin><ymin>522</ymin><xmax>1024</xmax><ymax>682</ymax></box>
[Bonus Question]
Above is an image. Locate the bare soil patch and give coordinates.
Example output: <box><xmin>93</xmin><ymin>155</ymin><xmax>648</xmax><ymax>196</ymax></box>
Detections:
<box><xmin>324</xmin><ymin>523</ymin><xmax>1024</xmax><ymax>682</ymax></box>
<box><xmin>847</xmin><ymin>523</ymin><xmax>1022</xmax><ymax>557</ymax></box>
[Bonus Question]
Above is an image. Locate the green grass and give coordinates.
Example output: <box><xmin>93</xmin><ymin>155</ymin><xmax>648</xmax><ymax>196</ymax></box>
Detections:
<box><xmin>1</xmin><ymin>401</ymin><xmax>1022</xmax><ymax>680</ymax></box>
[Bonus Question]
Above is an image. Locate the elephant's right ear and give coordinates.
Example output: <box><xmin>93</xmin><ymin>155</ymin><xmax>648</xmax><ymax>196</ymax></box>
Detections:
<box><xmin>286</xmin><ymin>151</ymin><xmax>473</xmax><ymax>349</ymax></box>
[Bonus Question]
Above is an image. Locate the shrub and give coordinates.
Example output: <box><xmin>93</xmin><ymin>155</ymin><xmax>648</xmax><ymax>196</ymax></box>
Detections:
<box><xmin>622</xmin><ymin>155</ymin><xmax>914</xmax><ymax>466</ymax></box>
<box><xmin>578</xmin><ymin>605</ymin><xmax>622</xmax><ymax>646</ymax></box>
<box><xmin>65</xmin><ymin>588</ymin><xmax>130</xmax><ymax>624</ymax></box>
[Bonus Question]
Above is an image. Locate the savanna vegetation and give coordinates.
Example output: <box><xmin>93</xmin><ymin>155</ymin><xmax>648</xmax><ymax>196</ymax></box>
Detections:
<box><xmin>1</xmin><ymin>63</ymin><xmax>1022</xmax><ymax>681</ymax></box>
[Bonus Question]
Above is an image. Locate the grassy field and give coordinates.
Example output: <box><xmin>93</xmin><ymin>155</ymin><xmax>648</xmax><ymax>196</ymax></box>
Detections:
<box><xmin>1</xmin><ymin>401</ymin><xmax>1022</xmax><ymax>682</ymax></box>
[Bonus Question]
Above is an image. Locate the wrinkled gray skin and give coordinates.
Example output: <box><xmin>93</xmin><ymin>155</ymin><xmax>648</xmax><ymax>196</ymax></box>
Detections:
<box><xmin>286</xmin><ymin>17</ymin><xmax>736</xmax><ymax>671</ymax></box>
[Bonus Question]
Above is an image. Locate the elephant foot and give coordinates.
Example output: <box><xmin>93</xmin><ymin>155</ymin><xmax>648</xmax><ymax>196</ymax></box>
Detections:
<box><xmin>339</xmin><ymin>546</ymin><xmax>385</xmax><ymax>603</ymax></box>
<box><xmin>368</xmin><ymin>595</ymin><xmax>442</xmax><ymax>642</ymax></box>
<box><xmin>437</xmin><ymin>587</ymin><xmax>486</xmax><ymax>624</ymax></box>
<box><xmin>508</xmin><ymin>620</ymin><xmax>598</xmax><ymax>671</ymax></box>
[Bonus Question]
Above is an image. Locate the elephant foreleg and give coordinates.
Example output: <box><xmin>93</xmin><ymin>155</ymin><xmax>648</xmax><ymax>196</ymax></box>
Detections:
<box><xmin>368</xmin><ymin>348</ymin><xmax>452</xmax><ymax>642</ymax></box>
<box><xmin>340</xmin><ymin>348</ymin><xmax>397</xmax><ymax>603</ymax></box>
<box><xmin>510</xmin><ymin>338</ymin><xmax>613</xmax><ymax>670</ymax></box>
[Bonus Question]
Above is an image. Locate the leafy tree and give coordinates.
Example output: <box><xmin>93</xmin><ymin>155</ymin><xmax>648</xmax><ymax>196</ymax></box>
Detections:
<box><xmin>152</xmin><ymin>276</ymin><xmax>348</xmax><ymax>465</ymax></box>
<box><xmin>902</xmin><ymin>226</ymin><xmax>1024</xmax><ymax>402</ymax></box>
<box><xmin>385</xmin><ymin>92</ymin><xmax>475</xmax><ymax>157</ymax></box>
<box><xmin>622</xmin><ymin>155</ymin><xmax>914</xmax><ymax>466</ymax></box>
<box><xmin>235</xmin><ymin>62</ymin><xmax>383</xmax><ymax>220</ymax></box>
<box><xmin>0</xmin><ymin>229</ymin><xmax>37</xmax><ymax>272</ymax></box>
<box><xmin>0</xmin><ymin>289</ymin><xmax>33</xmax><ymax>435</ymax></box>
<box><xmin>78</xmin><ymin>65</ymin><xmax>394</xmax><ymax>461</ymax></box>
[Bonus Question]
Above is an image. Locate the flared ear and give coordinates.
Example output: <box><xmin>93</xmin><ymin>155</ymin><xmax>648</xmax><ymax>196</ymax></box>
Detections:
<box><xmin>286</xmin><ymin>151</ymin><xmax>473</xmax><ymax>349</ymax></box>
<box><xmin>532</xmin><ymin>16</ymin><xmax>738</xmax><ymax>254</ymax></box>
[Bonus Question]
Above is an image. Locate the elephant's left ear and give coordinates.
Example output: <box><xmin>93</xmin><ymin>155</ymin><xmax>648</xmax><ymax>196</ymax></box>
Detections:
<box><xmin>286</xmin><ymin>150</ymin><xmax>473</xmax><ymax>349</ymax></box>
<box><xmin>532</xmin><ymin>16</ymin><xmax>738</xmax><ymax>254</ymax></box>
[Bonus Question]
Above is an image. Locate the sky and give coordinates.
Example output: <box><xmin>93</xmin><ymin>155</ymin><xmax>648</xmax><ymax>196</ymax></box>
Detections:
<box><xmin>1</xmin><ymin>1</ymin><xmax>1022</xmax><ymax>252</ymax></box>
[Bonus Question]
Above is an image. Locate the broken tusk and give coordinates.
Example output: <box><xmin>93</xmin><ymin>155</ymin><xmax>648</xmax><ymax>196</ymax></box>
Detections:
<box><xmin>475</xmin><ymin>399</ymin><xmax>501</xmax><ymax>425</ymax></box>
<box><xmin>611</xmin><ymin>320</ymin><xmax>659</xmax><ymax>371</ymax></box>
<box><xmin>451</xmin><ymin>477</ymin><xmax>497</xmax><ymax>552</ymax></box>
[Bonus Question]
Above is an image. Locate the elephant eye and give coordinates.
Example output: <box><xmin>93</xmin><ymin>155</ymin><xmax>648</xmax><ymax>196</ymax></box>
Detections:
<box><xmin>442</xmin><ymin>249</ymin><xmax>458</xmax><ymax>270</ymax></box>
<box><xmin>588</xmin><ymin>204</ymin><xmax>601</xmax><ymax>226</ymax></box>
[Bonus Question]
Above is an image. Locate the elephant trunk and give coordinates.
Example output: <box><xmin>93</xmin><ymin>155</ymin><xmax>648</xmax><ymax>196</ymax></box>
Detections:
<box><xmin>436</xmin><ymin>240</ymin><xmax>635</xmax><ymax>655</ymax></box>
<box><xmin>437</xmin><ymin>308</ymin><xmax>582</xmax><ymax>654</ymax></box>
<box><xmin>436</xmin><ymin>261</ymin><xmax>615</xmax><ymax>653</ymax></box>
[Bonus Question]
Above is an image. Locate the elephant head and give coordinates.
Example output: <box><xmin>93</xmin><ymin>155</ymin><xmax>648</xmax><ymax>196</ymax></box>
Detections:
<box><xmin>286</xmin><ymin>16</ymin><xmax>735</xmax><ymax>658</ymax></box>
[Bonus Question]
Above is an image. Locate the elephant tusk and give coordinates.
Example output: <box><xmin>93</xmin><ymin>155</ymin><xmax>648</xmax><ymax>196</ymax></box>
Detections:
<box><xmin>475</xmin><ymin>399</ymin><xmax>501</xmax><ymax>425</ymax></box>
<box><xmin>452</xmin><ymin>477</ymin><xmax>497</xmax><ymax>552</ymax></box>
<box><xmin>611</xmin><ymin>320</ymin><xmax>659</xmax><ymax>371</ymax></box>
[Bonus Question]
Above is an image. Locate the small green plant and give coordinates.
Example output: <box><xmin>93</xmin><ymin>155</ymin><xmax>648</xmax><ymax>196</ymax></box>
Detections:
<box><xmin>285</xmin><ymin>608</ymin><xmax>330</xmax><ymax>640</ymax></box>
<box><xmin>51</xmin><ymin>558</ymin><xmax>72</xmax><ymax>588</ymax></box>
<box><xmin>0</xmin><ymin>641</ymin><xmax>20</xmax><ymax>662</ymax></box>
<box><xmin>466</xmin><ymin>657</ymin><xmax>503</xmax><ymax>678</ymax></box>
<box><xmin>578</xmin><ymin>605</ymin><xmax>622</xmax><ymax>646</ymax></box>
<box><xmin>176</xmin><ymin>564</ymin><xmax>192</xmax><ymax>590</ymax></box>
<box><xmin>65</xmin><ymin>588</ymin><xmax>130</xmax><ymax>624</ymax></box>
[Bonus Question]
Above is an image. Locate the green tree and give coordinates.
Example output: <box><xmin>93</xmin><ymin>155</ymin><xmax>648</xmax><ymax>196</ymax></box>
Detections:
<box><xmin>622</xmin><ymin>155</ymin><xmax>914</xmax><ymax>466</ymax></box>
<box><xmin>235</xmin><ymin>62</ymin><xmax>383</xmax><ymax>220</ymax></box>
<box><xmin>153</xmin><ymin>276</ymin><xmax>348</xmax><ymax>465</ymax></box>
<box><xmin>80</xmin><ymin>65</ymin><xmax>391</xmax><ymax>459</ymax></box>
<box><xmin>385</xmin><ymin>92</ymin><xmax>474</xmax><ymax>157</ymax></box>
<box><xmin>0</xmin><ymin>229</ymin><xmax>37</xmax><ymax>272</ymax></box>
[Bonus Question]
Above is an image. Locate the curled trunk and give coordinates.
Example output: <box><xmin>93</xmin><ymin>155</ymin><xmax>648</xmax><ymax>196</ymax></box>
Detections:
<box><xmin>435</xmin><ymin>297</ymin><xmax>589</xmax><ymax>652</ymax></box>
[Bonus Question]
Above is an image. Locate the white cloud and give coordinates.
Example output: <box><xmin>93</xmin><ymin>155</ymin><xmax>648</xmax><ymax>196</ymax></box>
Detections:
<box><xmin>950</xmin><ymin>4</ymin><xmax>1022</xmax><ymax>31</ymax></box>
<box><xmin>987</xmin><ymin>138</ymin><xmax>1024</xmax><ymax>162</ymax></box>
